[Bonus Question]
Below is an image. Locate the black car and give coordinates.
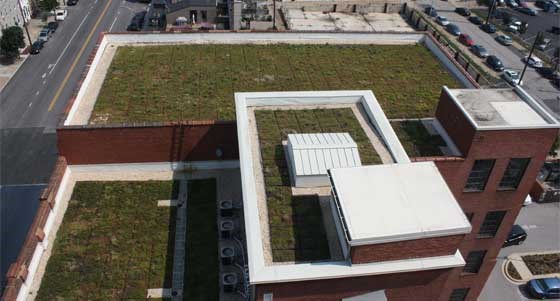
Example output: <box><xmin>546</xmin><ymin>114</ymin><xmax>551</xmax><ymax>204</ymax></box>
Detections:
<box><xmin>517</xmin><ymin>7</ymin><xmax>538</xmax><ymax>15</ymax></box>
<box><xmin>425</xmin><ymin>6</ymin><xmax>438</xmax><ymax>17</ymax></box>
<box><xmin>67</xmin><ymin>0</ymin><xmax>78</xmax><ymax>5</ymax></box>
<box><xmin>445</xmin><ymin>23</ymin><xmax>461</xmax><ymax>36</ymax></box>
<box><xmin>455</xmin><ymin>7</ymin><xmax>471</xmax><ymax>16</ymax></box>
<box><xmin>503</xmin><ymin>225</ymin><xmax>527</xmax><ymax>247</ymax></box>
<box><xmin>47</xmin><ymin>21</ymin><xmax>58</xmax><ymax>33</ymax></box>
<box><xmin>480</xmin><ymin>23</ymin><xmax>497</xmax><ymax>33</ymax></box>
<box><xmin>30</xmin><ymin>40</ymin><xmax>45</xmax><ymax>54</ymax></box>
<box><xmin>487</xmin><ymin>55</ymin><xmax>505</xmax><ymax>71</ymax></box>
<box><xmin>537</xmin><ymin>67</ymin><xmax>560</xmax><ymax>80</ymax></box>
<box><xmin>551</xmin><ymin>26</ymin><xmax>560</xmax><ymax>35</ymax></box>
<box><xmin>468</xmin><ymin>16</ymin><xmax>484</xmax><ymax>25</ymax></box>
<box><xmin>127</xmin><ymin>11</ymin><xmax>147</xmax><ymax>31</ymax></box>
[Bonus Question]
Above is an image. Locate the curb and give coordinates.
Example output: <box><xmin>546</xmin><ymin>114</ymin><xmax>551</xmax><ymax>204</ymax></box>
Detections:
<box><xmin>502</xmin><ymin>259</ymin><xmax>525</xmax><ymax>284</ymax></box>
<box><xmin>0</xmin><ymin>54</ymin><xmax>30</xmax><ymax>93</ymax></box>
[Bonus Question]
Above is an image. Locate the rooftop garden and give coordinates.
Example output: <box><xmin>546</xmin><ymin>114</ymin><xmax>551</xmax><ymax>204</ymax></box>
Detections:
<box><xmin>390</xmin><ymin>120</ymin><xmax>446</xmax><ymax>157</ymax></box>
<box><xmin>37</xmin><ymin>181</ymin><xmax>178</xmax><ymax>300</ymax></box>
<box><xmin>183</xmin><ymin>179</ymin><xmax>218</xmax><ymax>300</ymax></box>
<box><xmin>255</xmin><ymin>108</ymin><xmax>382</xmax><ymax>262</ymax></box>
<box><xmin>90</xmin><ymin>44</ymin><xmax>461</xmax><ymax>124</ymax></box>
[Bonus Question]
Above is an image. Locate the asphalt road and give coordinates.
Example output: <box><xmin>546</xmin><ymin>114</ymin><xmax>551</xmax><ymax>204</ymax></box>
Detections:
<box><xmin>419</xmin><ymin>0</ymin><xmax>560</xmax><ymax>120</ymax></box>
<box><xmin>0</xmin><ymin>0</ymin><xmax>146</xmax><ymax>291</ymax></box>
<box><xmin>480</xmin><ymin>202</ymin><xmax>560</xmax><ymax>301</ymax></box>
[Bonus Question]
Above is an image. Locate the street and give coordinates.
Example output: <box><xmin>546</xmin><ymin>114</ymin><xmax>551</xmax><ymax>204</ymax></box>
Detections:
<box><xmin>418</xmin><ymin>0</ymin><xmax>559</xmax><ymax>120</ymax></box>
<box><xmin>0</xmin><ymin>0</ymin><xmax>146</xmax><ymax>289</ymax></box>
<box><xmin>480</xmin><ymin>202</ymin><xmax>560</xmax><ymax>301</ymax></box>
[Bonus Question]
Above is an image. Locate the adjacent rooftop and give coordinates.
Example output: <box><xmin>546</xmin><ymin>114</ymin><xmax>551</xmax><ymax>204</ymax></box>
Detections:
<box><xmin>445</xmin><ymin>87</ymin><xmax>559</xmax><ymax>129</ymax></box>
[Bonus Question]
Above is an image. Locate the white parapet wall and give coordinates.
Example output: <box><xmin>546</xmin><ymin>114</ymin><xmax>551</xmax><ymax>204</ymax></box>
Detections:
<box><xmin>63</xmin><ymin>32</ymin><xmax>475</xmax><ymax>126</ymax></box>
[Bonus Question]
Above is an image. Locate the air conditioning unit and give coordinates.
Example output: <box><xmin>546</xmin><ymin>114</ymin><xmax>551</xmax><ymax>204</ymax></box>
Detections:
<box><xmin>222</xmin><ymin>273</ymin><xmax>238</xmax><ymax>293</ymax></box>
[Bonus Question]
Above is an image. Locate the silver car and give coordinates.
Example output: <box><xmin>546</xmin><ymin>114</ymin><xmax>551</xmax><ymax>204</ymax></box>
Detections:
<box><xmin>38</xmin><ymin>29</ymin><xmax>50</xmax><ymax>42</ymax></box>
<box><xmin>471</xmin><ymin>45</ymin><xmax>489</xmax><ymax>58</ymax></box>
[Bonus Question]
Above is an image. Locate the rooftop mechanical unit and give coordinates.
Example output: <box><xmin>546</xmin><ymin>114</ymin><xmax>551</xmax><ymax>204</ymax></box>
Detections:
<box><xmin>286</xmin><ymin>133</ymin><xmax>362</xmax><ymax>188</ymax></box>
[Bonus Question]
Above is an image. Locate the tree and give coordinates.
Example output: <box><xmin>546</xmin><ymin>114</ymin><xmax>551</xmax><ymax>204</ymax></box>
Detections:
<box><xmin>0</xmin><ymin>26</ymin><xmax>25</xmax><ymax>60</ymax></box>
<box><xmin>39</xmin><ymin>0</ymin><xmax>58</xmax><ymax>12</ymax></box>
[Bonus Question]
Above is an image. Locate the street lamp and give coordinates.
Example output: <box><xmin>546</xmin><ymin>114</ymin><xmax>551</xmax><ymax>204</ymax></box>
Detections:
<box><xmin>519</xmin><ymin>31</ymin><xmax>543</xmax><ymax>83</ymax></box>
<box><xmin>16</xmin><ymin>0</ymin><xmax>33</xmax><ymax>46</ymax></box>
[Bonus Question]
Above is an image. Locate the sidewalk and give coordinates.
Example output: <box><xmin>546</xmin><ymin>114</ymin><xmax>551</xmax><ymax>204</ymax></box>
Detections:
<box><xmin>0</xmin><ymin>17</ymin><xmax>48</xmax><ymax>92</ymax></box>
<box><xmin>505</xmin><ymin>250</ymin><xmax>560</xmax><ymax>282</ymax></box>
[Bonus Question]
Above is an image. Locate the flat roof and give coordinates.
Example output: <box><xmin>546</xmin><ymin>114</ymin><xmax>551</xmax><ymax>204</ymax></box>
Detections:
<box><xmin>445</xmin><ymin>87</ymin><xmax>560</xmax><ymax>130</ymax></box>
<box><xmin>330</xmin><ymin>162</ymin><xmax>472</xmax><ymax>246</ymax></box>
<box><xmin>288</xmin><ymin>133</ymin><xmax>361</xmax><ymax>176</ymax></box>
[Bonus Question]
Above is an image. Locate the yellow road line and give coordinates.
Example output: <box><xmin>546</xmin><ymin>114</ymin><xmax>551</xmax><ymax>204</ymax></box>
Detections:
<box><xmin>48</xmin><ymin>0</ymin><xmax>113</xmax><ymax>111</ymax></box>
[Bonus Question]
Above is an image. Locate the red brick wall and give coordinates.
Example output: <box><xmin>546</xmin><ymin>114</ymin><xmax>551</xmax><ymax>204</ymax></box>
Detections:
<box><xmin>350</xmin><ymin>234</ymin><xmax>464</xmax><ymax>264</ymax></box>
<box><xmin>529</xmin><ymin>180</ymin><xmax>544</xmax><ymax>201</ymax></box>
<box><xmin>435</xmin><ymin>90</ymin><xmax>476</xmax><ymax>156</ymax></box>
<box><xmin>433</xmin><ymin>127</ymin><xmax>558</xmax><ymax>301</ymax></box>
<box><xmin>254</xmin><ymin>268</ymin><xmax>453</xmax><ymax>301</ymax></box>
<box><xmin>57</xmin><ymin>121</ymin><xmax>238</xmax><ymax>164</ymax></box>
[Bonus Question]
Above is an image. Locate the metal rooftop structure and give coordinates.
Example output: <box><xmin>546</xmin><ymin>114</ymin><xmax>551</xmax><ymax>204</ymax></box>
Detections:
<box><xmin>287</xmin><ymin>133</ymin><xmax>362</xmax><ymax>187</ymax></box>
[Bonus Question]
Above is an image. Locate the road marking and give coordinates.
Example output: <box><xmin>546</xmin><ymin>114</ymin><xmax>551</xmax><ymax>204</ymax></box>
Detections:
<box><xmin>109</xmin><ymin>11</ymin><xmax>119</xmax><ymax>32</ymax></box>
<box><xmin>41</xmin><ymin>72</ymin><xmax>46</xmax><ymax>78</ymax></box>
<box><xmin>43</xmin><ymin>80</ymin><xmax>46</xmax><ymax>85</ymax></box>
<box><xmin>49</xmin><ymin>11</ymin><xmax>91</xmax><ymax>75</ymax></box>
<box><xmin>28</xmin><ymin>102</ymin><xmax>33</xmax><ymax>107</ymax></box>
<box><xmin>47</xmin><ymin>0</ymin><xmax>113</xmax><ymax>112</ymax></box>
<box><xmin>521</xmin><ymin>225</ymin><xmax>538</xmax><ymax>230</ymax></box>
<box><xmin>35</xmin><ymin>91</ymin><xmax>39</xmax><ymax>96</ymax></box>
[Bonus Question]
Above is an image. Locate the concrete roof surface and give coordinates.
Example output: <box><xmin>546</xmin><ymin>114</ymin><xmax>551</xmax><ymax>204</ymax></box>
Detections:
<box><xmin>330</xmin><ymin>162</ymin><xmax>472</xmax><ymax>245</ymax></box>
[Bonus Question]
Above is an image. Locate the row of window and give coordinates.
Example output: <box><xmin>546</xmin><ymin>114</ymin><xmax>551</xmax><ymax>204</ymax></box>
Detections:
<box><xmin>464</xmin><ymin>158</ymin><xmax>530</xmax><ymax>192</ymax></box>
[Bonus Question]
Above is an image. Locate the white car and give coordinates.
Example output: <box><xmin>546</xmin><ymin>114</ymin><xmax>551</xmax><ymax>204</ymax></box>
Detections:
<box><xmin>436</xmin><ymin>16</ymin><xmax>450</xmax><ymax>26</ymax></box>
<box><xmin>524</xmin><ymin>56</ymin><xmax>543</xmax><ymax>68</ymax></box>
<box><xmin>503</xmin><ymin>69</ymin><xmax>523</xmax><ymax>86</ymax></box>
<box><xmin>55</xmin><ymin>9</ymin><xmax>67</xmax><ymax>21</ymax></box>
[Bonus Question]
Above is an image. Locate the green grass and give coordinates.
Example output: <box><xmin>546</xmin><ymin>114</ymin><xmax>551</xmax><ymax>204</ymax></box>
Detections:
<box><xmin>183</xmin><ymin>179</ymin><xmax>219</xmax><ymax>300</ymax></box>
<box><xmin>37</xmin><ymin>181</ymin><xmax>179</xmax><ymax>300</ymax></box>
<box><xmin>255</xmin><ymin>108</ymin><xmax>382</xmax><ymax>262</ymax></box>
<box><xmin>390</xmin><ymin>120</ymin><xmax>445</xmax><ymax>157</ymax></box>
<box><xmin>90</xmin><ymin>44</ymin><xmax>462</xmax><ymax>124</ymax></box>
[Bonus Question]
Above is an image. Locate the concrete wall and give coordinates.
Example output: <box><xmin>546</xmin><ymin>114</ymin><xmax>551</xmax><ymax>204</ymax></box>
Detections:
<box><xmin>57</xmin><ymin>121</ymin><xmax>238</xmax><ymax>165</ymax></box>
<box><xmin>350</xmin><ymin>235</ymin><xmax>465</xmax><ymax>264</ymax></box>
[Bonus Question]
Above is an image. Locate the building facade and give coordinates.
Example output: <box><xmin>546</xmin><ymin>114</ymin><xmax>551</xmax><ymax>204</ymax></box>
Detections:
<box><xmin>0</xmin><ymin>0</ymin><xmax>31</xmax><ymax>37</ymax></box>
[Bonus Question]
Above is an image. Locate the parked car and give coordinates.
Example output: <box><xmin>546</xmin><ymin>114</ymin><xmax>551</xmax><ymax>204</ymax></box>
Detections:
<box><xmin>30</xmin><ymin>40</ymin><xmax>45</xmax><ymax>54</ymax></box>
<box><xmin>503</xmin><ymin>15</ymin><xmax>522</xmax><ymax>26</ymax></box>
<box><xmin>503</xmin><ymin>69</ymin><xmax>523</xmax><ymax>86</ymax></box>
<box><xmin>536</xmin><ymin>0</ymin><xmax>548</xmax><ymax>7</ymax></box>
<box><xmin>496</xmin><ymin>34</ymin><xmax>513</xmax><ymax>46</ymax></box>
<box><xmin>67</xmin><ymin>0</ymin><xmax>78</xmax><ymax>5</ymax></box>
<box><xmin>552</xmin><ymin>26</ymin><xmax>560</xmax><ymax>35</ymax></box>
<box><xmin>480</xmin><ymin>23</ymin><xmax>497</xmax><ymax>33</ymax></box>
<box><xmin>38</xmin><ymin>28</ymin><xmax>50</xmax><ymax>42</ymax></box>
<box><xmin>506</xmin><ymin>0</ymin><xmax>519</xmax><ymax>7</ymax></box>
<box><xmin>455</xmin><ymin>7</ymin><xmax>471</xmax><ymax>16</ymax></box>
<box><xmin>425</xmin><ymin>6</ymin><xmax>438</xmax><ymax>17</ymax></box>
<box><xmin>487</xmin><ymin>55</ymin><xmax>505</xmax><ymax>71</ymax></box>
<box><xmin>446</xmin><ymin>23</ymin><xmax>461</xmax><ymax>36</ymax></box>
<box><xmin>523</xmin><ymin>56</ymin><xmax>543</xmax><ymax>68</ymax></box>
<box><xmin>503</xmin><ymin>224</ymin><xmax>527</xmax><ymax>246</ymax></box>
<box><xmin>47</xmin><ymin>21</ymin><xmax>58</xmax><ymax>33</ymax></box>
<box><xmin>468</xmin><ymin>16</ymin><xmax>484</xmax><ymax>25</ymax></box>
<box><xmin>55</xmin><ymin>9</ymin><xmax>67</xmax><ymax>21</ymax></box>
<box><xmin>471</xmin><ymin>44</ymin><xmax>489</xmax><ymax>57</ymax></box>
<box><xmin>436</xmin><ymin>16</ymin><xmax>450</xmax><ymax>26</ymax></box>
<box><xmin>127</xmin><ymin>11</ymin><xmax>147</xmax><ymax>31</ymax></box>
<box><xmin>459</xmin><ymin>33</ymin><xmax>474</xmax><ymax>46</ymax></box>
<box><xmin>526</xmin><ymin>277</ymin><xmax>560</xmax><ymax>299</ymax></box>
<box><xmin>517</xmin><ymin>7</ymin><xmax>538</xmax><ymax>15</ymax></box>
<box><xmin>537</xmin><ymin>38</ymin><xmax>551</xmax><ymax>50</ymax></box>
<box><xmin>537</xmin><ymin>67</ymin><xmax>560</xmax><ymax>80</ymax></box>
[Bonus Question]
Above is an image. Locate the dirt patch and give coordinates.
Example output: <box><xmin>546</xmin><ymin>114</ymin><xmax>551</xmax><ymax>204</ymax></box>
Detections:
<box><xmin>507</xmin><ymin>261</ymin><xmax>522</xmax><ymax>280</ymax></box>
<box><xmin>522</xmin><ymin>253</ymin><xmax>560</xmax><ymax>276</ymax></box>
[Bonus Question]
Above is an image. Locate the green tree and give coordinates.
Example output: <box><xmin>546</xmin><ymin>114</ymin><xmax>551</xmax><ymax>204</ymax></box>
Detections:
<box><xmin>39</xmin><ymin>0</ymin><xmax>58</xmax><ymax>12</ymax></box>
<box><xmin>0</xmin><ymin>26</ymin><xmax>25</xmax><ymax>60</ymax></box>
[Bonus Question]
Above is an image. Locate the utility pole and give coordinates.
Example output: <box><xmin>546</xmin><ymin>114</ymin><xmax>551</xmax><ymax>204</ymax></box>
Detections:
<box><xmin>486</xmin><ymin>0</ymin><xmax>496</xmax><ymax>24</ymax></box>
<box><xmin>16</xmin><ymin>0</ymin><xmax>32</xmax><ymax>46</ymax></box>
<box><xmin>272</xmin><ymin>0</ymin><xmax>277</xmax><ymax>30</ymax></box>
<box><xmin>520</xmin><ymin>31</ymin><xmax>542</xmax><ymax>83</ymax></box>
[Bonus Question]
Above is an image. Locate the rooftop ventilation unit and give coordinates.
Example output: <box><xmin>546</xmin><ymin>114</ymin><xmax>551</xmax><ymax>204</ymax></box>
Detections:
<box><xmin>220</xmin><ymin>218</ymin><xmax>235</xmax><ymax>239</ymax></box>
<box><xmin>221</xmin><ymin>246</ymin><xmax>236</xmax><ymax>265</ymax></box>
<box><xmin>222</xmin><ymin>273</ymin><xmax>238</xmax><ymax>293</ymax></box>
<box><xmin>220</xmin><ymin>200</ymin><xmax>234</xmax><ymax>217</ymax></box>
<box><xmin>287</xmin><ymin>133</ymin><xmax>362</xmax><ymax>188</ymax></box>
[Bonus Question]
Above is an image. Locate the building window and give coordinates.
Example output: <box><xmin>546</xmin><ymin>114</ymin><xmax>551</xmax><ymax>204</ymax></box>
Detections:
<box><xmin>499</xmin><ymin>158</ymin><xmax>530</xmax><ymax>190</ymax></box>
<box><xmin>449</xmin><ymin>288</ymin><xmax>470</xmax><ymax>301</ymax></box>
<box><xmin>263</xmin><ymin>293</ymin><xmax>273</xmax><ymax>301</ymax></box>
<box><xmin>463</xmin><ymin>250</ymin><xmax>486</xmax><ymax>273</ymax></box>
<box><xmin>464</xmin><ymin>159</ymin><xmax>495</xmax><ymax>192</ymax></box>
<box><xmin>201</xmin><ymin>10</ymin><xmax>207</xmax><ymax>21</ymax></box>
<box><xmin>478</xmin><ymin>211</ymin><xmax>506</xmax><ymax>238</ymax></box>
